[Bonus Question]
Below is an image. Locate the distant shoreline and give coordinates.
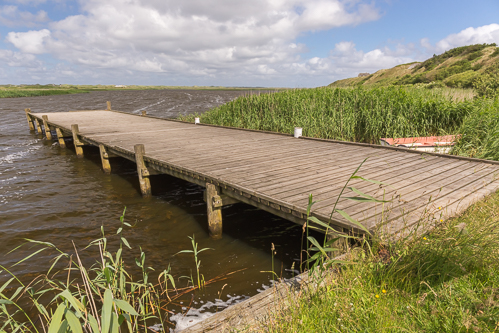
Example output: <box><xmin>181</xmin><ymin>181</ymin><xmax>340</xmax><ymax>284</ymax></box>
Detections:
<box><xmin>0</xmin><ymin>85</ymin><xmax>283</xmax><ymax>98</ymax></box>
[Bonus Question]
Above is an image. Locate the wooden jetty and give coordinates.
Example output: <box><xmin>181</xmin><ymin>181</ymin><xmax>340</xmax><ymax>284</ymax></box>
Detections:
<box><xmin>24</xmin><ymin>106</ymin><xmax>499</xmax><ymax>240</ymax></box>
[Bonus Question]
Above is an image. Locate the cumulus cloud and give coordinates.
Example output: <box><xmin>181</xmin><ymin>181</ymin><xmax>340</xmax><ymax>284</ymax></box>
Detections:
<box><xmin>6</xmin><ymin>2</ymin><xmax>497</xmax><ymax>87</ymax></box>
<box><xmin>4</xmin><ymin>0</ymin><xmax>381</xmax><ymax>83</ymax></box>
<box><xmin>7</xmin><ymin>29</ymin><xmax>51</xmax><ymax>54</ymax></box>
<box><xmin>0</xmin><ymin>5</ymin><xmax>49</xmax><ymax>27</ymax></box>
<box><xmin>430</xmin><ymin>23</ymin><xmax>499</xmax><ymax>53</ymax></box>
<box><xmin>0</xmin><ymin>49</ymin><xmax>42</xmax><ymax>68</ymax></box>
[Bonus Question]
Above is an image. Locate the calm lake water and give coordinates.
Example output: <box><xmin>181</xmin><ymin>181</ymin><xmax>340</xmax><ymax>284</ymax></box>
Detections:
<box><xmin>0</xmin><ymin>90</ymin><xmax>312</xmax><ymax>331</ymax></box>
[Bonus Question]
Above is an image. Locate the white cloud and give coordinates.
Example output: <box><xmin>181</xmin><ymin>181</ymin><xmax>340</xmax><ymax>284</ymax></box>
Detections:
<box><xmin>6</xmin><ymin>29</ymin><xmax>51</xmax><ymax>54</ymax></box>
<box><xmin>433</xmin><ymin>23</ymin><xmax>499</xmax><ymax>53</ymax></box>
<box><xmin>0</xmin><ymin>49</ymin><xmax>42</xmax><ymax>68</ymax></box>
<box><xmin>3</xmin><ymin>0</ymin><xmax>380</xmax><ymax>85</ymax></box>
<box><xmin>0</xmin><ymin>5</ymin><xmax>49</xmax><ymax>27</ymax></box>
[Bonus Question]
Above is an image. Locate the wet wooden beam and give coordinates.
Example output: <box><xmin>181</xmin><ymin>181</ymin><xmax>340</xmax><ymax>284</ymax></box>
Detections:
<box><xmin>55</xmin><ymin>128</ymin><xmax>66</xmax><ymax>148</ymax></box>
<box><xmin>71</xmin><ymin>124</ymin><xmax>84</xmax><ymax>158</ymax></box>
<box><xmin>24</xmin><ymin>108</ymin><xmax>34</xmax><ymax>131</ymax></box>
<box><xmin>134</xmin><ymin>144</ymin><xmax>152</xmax><ymax>197</ymax></box>
<box><xmin>206</xmin><ymin>183</ymin><xmax>223</xmax><ymax>239</ymax></box>
<box><xmin>99</xmin><ymin>144</ymin><xmax>112</xmax><ymax>174</ymax></box>
<box><xmin>42</xmin><ymin>115</ymin><xmax>52</xmax><ymax>140</ymax></box>
<box><xmin>34</xmin><ymin>118</ymin><xmax>42</xmax><ymax>134</ymax></box>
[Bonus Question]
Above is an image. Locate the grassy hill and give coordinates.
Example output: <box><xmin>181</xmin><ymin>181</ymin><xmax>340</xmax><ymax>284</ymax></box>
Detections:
<box><xmin>329</xmin><ymin>44</ymin><xmax>499</xmax><ymax>94</ymax></box>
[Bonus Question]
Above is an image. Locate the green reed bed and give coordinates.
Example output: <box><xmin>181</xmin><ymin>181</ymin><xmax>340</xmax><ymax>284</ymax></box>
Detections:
<box><xmin>453</xmin><ymin>98</ymin><xmax>499</xmax><ymax>161</ymax></box>
<box><xmin>179</xmin><ymin>86</ymin><xmax>474</xmax><ymax>144</ymax></box>
<box><xmin>0</xmin><ymin>89</ymin><xmax>88</xmax><ymax>98</ymax></box>
<box><xmin>265</xmin><ymin>191</ymin><xmax>499</xmax><ymax>332</ymax></box>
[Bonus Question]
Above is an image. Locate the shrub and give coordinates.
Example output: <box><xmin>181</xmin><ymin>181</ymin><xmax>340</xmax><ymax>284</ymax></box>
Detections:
<box><xmin>473</xmin><ymin>74</ymin><xmax>499</xmax><ymax>98</ymax></box>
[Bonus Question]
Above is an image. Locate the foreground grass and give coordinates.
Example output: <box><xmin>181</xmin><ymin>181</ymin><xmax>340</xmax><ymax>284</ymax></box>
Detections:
<box><xmin>264</xmin><ymin>191</ymin><xmax>499</xmax><ymax>332</ymax></box>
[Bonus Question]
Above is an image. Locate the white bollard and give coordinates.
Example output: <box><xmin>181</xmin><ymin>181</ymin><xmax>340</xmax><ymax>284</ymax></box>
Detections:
<box><xmin>294</xmin><ymin>127</ymin><xmax>302</xmax><ymax>138</ymax></box>
<box><xmin>195</xmin><ymin>117</ymin><xmax>200</xmax><ymax>124</ymax></box>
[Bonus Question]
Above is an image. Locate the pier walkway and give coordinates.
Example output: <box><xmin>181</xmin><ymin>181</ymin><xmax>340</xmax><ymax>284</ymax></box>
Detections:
<box><xmin>25</xmin><ymin>108</ymin><xmax>499</xmax><ymax>239</ymax></box>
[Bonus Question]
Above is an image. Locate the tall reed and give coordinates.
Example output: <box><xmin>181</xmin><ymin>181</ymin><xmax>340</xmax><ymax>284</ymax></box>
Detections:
<box><xmin>180</xmin><ymin>86</ymin><xmax>473</xmax><ymax>144</ymax></box>
<box><xmin>452</xmin><ymin>97</ymin><xmax>499</xmax><ymax>161</ymax></box>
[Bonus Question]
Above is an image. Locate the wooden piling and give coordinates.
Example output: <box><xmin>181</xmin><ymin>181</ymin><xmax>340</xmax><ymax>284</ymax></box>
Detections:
<box><xmin>141</xmin><ymin>111</ymin><xmax>147</xmax><ymax>116</ymax></box>
<box><xmin>34</xmin><ymin>118</ymin><xmax>42</xmax><ymax>134</ymax></box>
<box><xmin>106</xmin><ymin>101</ymin><xmax>111</xmax><ymax>111</ymax></box>
<box><xmin>71</xmin><ymin>124</ymin><xmax>84</xmax><ymax>158</ymax></box>
<box><xmin>42</xmin><ymin>115</ymin><xmax>52</xmax><ymax>140</ymax></box>
<box><xmin>99</xmin><ymin>144</ymin><xmax>112</xmax><ymax>174</ymax></box>
<box><xmin>206</xmin><ymin>183</ymin><xmax>223</xmax><ymax>239</ymax></box>
<box><xmin>326</xmin><ymin>231</ymin><xmax>349</xmax><ymax>256</ymax></box>
<box><xmin>134</xmin><ymin>144</ymin><xmax>151</xmax><ymax>197</ymax></box>
<box><xmin>24</xmin><ymin>108</ymin><xmax>34</xmax><ymax>131</ymax></box>
<box><xmin>55</xmin><ymin>128</ymin><xmax>66</xmax><ymax>148</ymax></box>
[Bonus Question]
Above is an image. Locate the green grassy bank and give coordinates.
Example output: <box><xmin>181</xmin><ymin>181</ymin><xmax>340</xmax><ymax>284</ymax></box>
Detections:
<box><xmin>179</xmin><ymin>86</ymin><xmax>499</xmax><ymax>161</ymax></box>
<box><xmin>0</xmin><ymin>85</ymin><xmax>281</xmax><ymax>98</ymax></box>
<box><xmin>263</xmin><ymin>191</ymin><xmax>499</xmax><ymax>332</ymax></box>
<box><xmin>0</xmin><ymin>88</ymin><xmax>89</xmax><ymax>98</ymax></box>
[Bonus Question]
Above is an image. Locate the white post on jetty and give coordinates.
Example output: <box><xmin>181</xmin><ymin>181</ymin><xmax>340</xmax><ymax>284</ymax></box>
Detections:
<box><xmin>195</xmin><ymin>117</ymin><xmax>200</xmax><ymax>124</ymax></box>
<box><xmin>294</xmin><ymin>127</ymin><xmax>302</xmax><ymax>138</ymax></box>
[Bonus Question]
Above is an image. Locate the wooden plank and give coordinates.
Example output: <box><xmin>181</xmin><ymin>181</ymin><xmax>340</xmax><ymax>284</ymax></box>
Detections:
<box><xmin>308</xmin><ymin>159</ymin><xmax>473</xmax><ymax>212</ymax></box>
<box><xmin>159</xmin><ymin>141</ymin><xmax>358</xmax><ymax>172</ymax></box>
<box><xmin>359</xmin><ymin>165</ymin><xmax>499</xmax><ymax>232</ymax></box>
<box><xmin>309</xmin><ymin>161</ymin><xmax>481</xmax><ymax>225</ymax></box>
<box><xmin>250</xmin><ymin>152</ymin><xmax>418</xmax><ymax>194</ymax></box>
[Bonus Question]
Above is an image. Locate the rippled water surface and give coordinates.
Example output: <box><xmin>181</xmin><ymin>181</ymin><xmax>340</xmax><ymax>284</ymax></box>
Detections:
<box><xmin>0</xmin><ymin>90</ymin><xmax>308</xmax><ymax>330</ymax></box>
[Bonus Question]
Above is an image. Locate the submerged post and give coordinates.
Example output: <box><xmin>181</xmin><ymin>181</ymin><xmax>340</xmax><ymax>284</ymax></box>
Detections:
<box><xmin>206</xmin><ymin>183</ymin><xmax>223</xmax><ymax>239</ymax></box>
<box><xmin>106</xmin><ymin>101</ymin><xmax>111</xmax><ymax>111</ymax></box>
<box><xmin>71</xmin><ymin>124</ymin><xmax>84</xmax><ymax>158</ymax></box>
<box><xmin>55</xmin><ymin>128</ymin><xmax>66</xmax><ymax>148</ymax></box>
<box><xmin>42</xmin><ymin>115</ymin><xmax>52</xmax><ymax>140</ymax></box>
<box><xmin>141</xmin><ymin>111</ymin><xmax>147</xmax><ymax>116</ymax></box>
<box><xmin>134</xmin><ymin>144</ymin><xmax>151</xmax><ymax>197</ymax></box>
<box><xmin>99</xmin><ymin>144</ymin><xmax>112</xmax><ymax>174</ymax></box>
<box><xmin>24</xmin><ymin>108</ymin><xmax>34</xmax><ymax>131</ymax></box>
<box><xmin>34</xmin><ymin>118</ymin><xmax>42</xmax><ymax>134</ymax></box>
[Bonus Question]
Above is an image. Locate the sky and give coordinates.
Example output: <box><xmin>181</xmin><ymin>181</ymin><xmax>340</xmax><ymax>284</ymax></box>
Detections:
<box><xmin>0</xmin><ymin>0</ymin><xmax>499</xmax><ymax>87</ymax></box>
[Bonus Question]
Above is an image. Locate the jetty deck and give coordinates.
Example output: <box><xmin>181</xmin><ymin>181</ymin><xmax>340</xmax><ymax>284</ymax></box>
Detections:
<box><xmin>26</xmin><ymin>109</ymin><xmax>499</xmax><ymax>239</ymax></box>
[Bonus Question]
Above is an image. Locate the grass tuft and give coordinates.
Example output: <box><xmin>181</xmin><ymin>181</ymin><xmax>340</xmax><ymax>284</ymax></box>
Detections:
<box><xmin>264</xmin><ymin>191</ymin><xmax>499</xmax><ymax>332</ymax></box>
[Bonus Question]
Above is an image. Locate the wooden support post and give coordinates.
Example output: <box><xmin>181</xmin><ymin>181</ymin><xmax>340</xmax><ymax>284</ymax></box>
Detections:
<box><xmin>71</xmin><ymin>124</ymin><xmax>84</xmax><ymax>158</ymax></box>
<box><xmin>134</xmin><ymin>144</ymin><xmax>151</xmax><ymax>197</ymax></box>
<box><xmin>55</xmin><ymin>128</ymin><xmax>66</xmax><ymax>148</ymax></box>
<box><xmin>141</xmin><ymin>110</ymin><xmax>147</xmax><ymax>116</ymax></box>
<box><xmin>326</xmin><ymin>230</ymin><xmax>349</xmax><ymax>256</ymax></box>
<box><xmin>24</xmin><ymin>108</ymin><xmax>34</xmax><ymax>131</ymax></box>
<box><xmin>42</xmin><ymin>115</ymin><xmax>52</xmax><ymax>140</ymax></box>
<box><xmin>206</xmin><ymin>183</ymin><xmax>223</xmax><ymax>239</ymax></box>
<box><xmin>106</xmin><ymin>101</ymin><xmax>111</xmax><ymax>111</ymax></box>
<box><xmin>34</xmin><ymin>118</ymin><xmax>42</xmax><ymax>134</ymax></box>
<box><xmin>99</xmin><ymin>144</ymin><xmax>112</xmax><ymax>174</ymax></box>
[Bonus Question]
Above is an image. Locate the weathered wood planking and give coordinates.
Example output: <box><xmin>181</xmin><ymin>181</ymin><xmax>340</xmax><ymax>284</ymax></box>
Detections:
<box><xmin>29</xmin><ymin>110</ymin><xmax>499</xmax><ymax>237</ymax></box>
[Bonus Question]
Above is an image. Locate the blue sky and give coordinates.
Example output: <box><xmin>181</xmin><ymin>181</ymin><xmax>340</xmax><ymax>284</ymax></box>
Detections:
<box><xmin>1</xmin><ymin>0</ymin><xmax>498</xmax><ymax>87</ymax></box>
